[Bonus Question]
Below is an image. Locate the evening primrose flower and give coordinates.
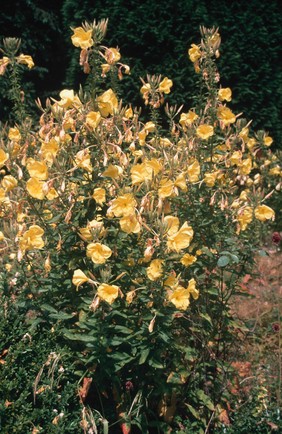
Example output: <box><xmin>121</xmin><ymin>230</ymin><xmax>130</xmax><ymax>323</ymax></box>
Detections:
<box><xmin>75</xmin><ymin>149</ymin><xmax>92</xmax><ymax>172</ymax></box>
<box><xmin>187</xmin><ymin>160</ymin><xmax>200</xmax><ymax>183</ymax></box>
<box><xmin>0</xmin><ymin>56</ymin><xmax>10</xmax><ymax>75</ymax></box>
<box><xmin>40</xmin><ymin>139</ymin><xmax>59</xmax><ymax>163</ymax></box>
<box><xmin>130</xmin><ymin>162</ymin><xmax>153</xmax><ymax>185</ymax></box>
<box><xmin>264</xmin><ymin>136</ymin><xmax>273</xmax><ymax>147</ymax></box>
<box><xmin>0</xmin><ymin>149</ymin><xmax>9</xmax><ymax>168</ymax></box>
<box><xmin>179</xmin><ymin>111</ymin><xmax>198</xmax><ymax>128</ymax></box>
<box><xmin>147</xmin><ymin>259</ymin><xmax>163</xmax><ymax>281</ymax></box>
<box><xmin>254</xmin><ymin>205</ymin><xmax>275</xmax><ymax>222</ymax></box>
<box><xmin>180</xmin><ymin>253</ymin><xmax>197</xmax><ymax>267</ymax></box>
<box><xmin>119</xmin><ymin>214</ymin><xmax>141</xmax><ymax>234</ymax></box>
<box><xmin>237</xmin><ymin>206</ymin><xmax>253</xmax><ymax>231</ymax></box>
<box><xmin>105</xmin><ymin>47</ymin><xmax>121</xmax><ymax>64</ymax></box>
<box><xmin>97</xmin><ymin>283</ymin><xmax>119</xmax><ymax>304</ymax></box>
<box><xmin>196</xmin><ymin>124</ymin><xmax>214</xmax><ymax>140</ymax></box>
<box><xmin>26</xmin><ymin>159</ymin><xmax>48</xmax><ymax>180</ymax></box>
<box><xmin>158</xmin><ymin>77</ymin><xmax>173</xmax><ymax>94</ymax></box>
<box><xmin>92</xmin><ymin>187</ymin><xmax>106</xmax><ymax>205</ymax></box>
<box><xmin>164</xmin><ymin>216</ymin><xmax>180</xmax><ymax>236</ymax></box>
<box><xmin>72</xmin><ymin>269</ymin><xmax>91</xmax><ymax>289</ymax></box>
<box><xmin>8</xmin><ymin>127</ymin><xmax>21</xmax><ymax>142</ymax></box>
<box><xmin>19</xmin><ymin>225</ymin><xmax>45</xmax><ymax>251</ymax></box>
<box><xmin>97</xmin><ymin>89</ymin><xmax>118</xmax><ymax>117</ymax></box>
<box><xmin>218</xmin><ymin>87</ymin><xmax>232</xmax><ymax>102</ymax></box>
<box><xmin>167</xmin><ymin>222</ymin><xmax>194</xmax><ymax>252</ymax></box>
<box><xmin>86</xmin><ymin>111</ymin><xmax>101</xmax><ymax>129</ymax></box>
<box><xmin>217</xmin><ymin>106</ymin><xmax>236</xmax><ymax>126</ymax></box>
<box><xmin>16</xmin><ymin>54</ymin><xmax>34</xmax><ymax>69</ymax></box>
<box><xmin>71</xmin><ymin>27</ymin><xmax>93</xmax><ymax>49</ymax></box>
<box><xmin>204</xmin><ymin>171</ymin><xmax>218</xmax><ymax>187</ymax></box>
<box><xmin>1</xmin><ymin>175</ymin><xmax>17</xmax><ymax>192</ymax></box>
<box><xmin>26</xmin><ymin>178</ymin><xmax>45</xmax><ymax>200</ymax></box>
<box><xmin>102</xmin><ymin>164</ymin><xmax>123</xmax><ymax>179</ymax></box>
<box><xmin>86</xmin><ymin>243</ymin><xmax>112</xmax><ymax>264</ymax></box>
<box><xmin>169</xmin><ymin>286</ymin><xmax>190</xmax><ymax>310</ymax></box>
<box><xmin>109</xmin><ymin>193</ymin><xmax>136</xmax><ymax>217</ymax></box>
<box><xmin>188</xmin><ymin>44</ymin><xmax>201</xmax><ymax>62</ymax></box>
<box><xmin>57</xmin><ymin>89</ymin><xmax>81</xmax><ymax>109</ymax></box>
<box><xmin>158</xmin><ymin>178</ymin><xmax>174</xmax><ymax>199</ymax></box>
<box><xmin>238</xmin><ymin>157</ymin><xmax>252</xmax><ymax>175</ymax></box>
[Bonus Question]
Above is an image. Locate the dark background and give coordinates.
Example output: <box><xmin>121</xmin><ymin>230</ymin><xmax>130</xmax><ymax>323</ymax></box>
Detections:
<box><xmin>1</xmin><ymin>0</ymin><xmax>281</xmax><ymax>148</ymax></box>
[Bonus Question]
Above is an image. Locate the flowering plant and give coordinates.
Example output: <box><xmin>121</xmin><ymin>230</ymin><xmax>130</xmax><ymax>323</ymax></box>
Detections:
<box><xmin>0</xmin><ymin>22</ymin><xmax>280</xmax><ymax>432</ymax></box>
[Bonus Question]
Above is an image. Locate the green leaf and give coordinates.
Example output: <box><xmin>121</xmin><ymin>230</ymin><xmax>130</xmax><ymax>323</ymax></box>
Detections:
<box><xmin>41</xmin><ymin>304</ymin><xmax>58</xmax><ymax>313</ymax></box>
<box><xmin>185</xmin><ymin>403</ymin><xmax>200</xmax><ymax>419</ymax></box>
<box><xmin>49</xmin><ymin>312</ymin><xmax>75</xmax><ymax>320</ymax></box>
<box><xmin>196</xmin><ymin>390</ymin><xmax>215</xmax><ymax>411</ymax></box>
<box><xmin>200</xmin><ymin>312</ymin><xmax>212</xmax><ymax>326</ymax></box>
<box><xmin>139</xmin><ymin>348</ymin><xmax>150</xmax><ymax>364</ymax></box>
<box><xmin>64</xmin><ymin>332</ymin><xmax>97</xmax><ymax>342</ymax></box>
<box><xmin>217</xmin><ymin>255</ymin><xmax>230</xmax><ymax>267</ymax></box>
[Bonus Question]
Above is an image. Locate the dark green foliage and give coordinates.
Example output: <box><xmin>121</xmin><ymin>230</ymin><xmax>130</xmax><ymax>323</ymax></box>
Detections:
<box><xmin>0</xmin><ymin>294</ymin><xmax>83</xmax><ymax>433</ymax></box>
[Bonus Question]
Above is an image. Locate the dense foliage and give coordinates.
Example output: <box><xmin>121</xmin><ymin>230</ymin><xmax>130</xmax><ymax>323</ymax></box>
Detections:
<box><xmin>0</xmin><ymin>19</ymin><xmax>280</xmax><ymax>433</ymax></box>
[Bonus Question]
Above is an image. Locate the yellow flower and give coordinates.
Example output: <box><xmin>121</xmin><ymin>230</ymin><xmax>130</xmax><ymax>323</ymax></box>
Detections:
<box><xmin>188</xmin><ymin>44</ymin><xmax>201</xmax><ymax>62</ymax></box>
<box><xmin>246</xmin><ymin>138</ymin><xmax>257</xmax><ymax>151</ymax></box>
<box><xmin>8</xmin><ymin>127</ymin><xmax>21</xmax><ymax>141</ymax></box>
<box><xmin>204</xmin><ymin>171</ymin><xmax>218</xmax><ymax>187</ymax></box>
<box><xmin>105</xmin><ymin>47</ymin><xmax>121</xmax><ymax>64</ymax></box>
<box><xmin>254</xmin><ymin>205</ymin><xmax>275</xmax><ymax>222</ymax></box>
<box><xmin>187</xmin><ymin>160</ymin><xmax>200</xmax><ymax>183</ymax></box>
<box><xmin>75</xmin><ymin>149</ymin><xmax>92</xmax><ymax>172</ymax></box>
<box><xmin>2</xmin><ymin>175</ymin><xmax>17</xmax><ymax>191</ymax></box>
<box><xmin>187</xmin><ymin>278</ymin><xmax>199</xmax><ymax>300</ymax></box>
<box><xmin>26</xmin><ymin>178</ymin><xmax>45</xmax><ymax>200</ymax></box>
<box><xmin>180</xmin><ymin>254</ymin><xmax>197</xmax><ymax>267</ymax></box>
<box><xmin>26</xmin><ymin>159</ymin><xmax>48</xmax><ymax>180</ymax></box>
<box><xmin>144</xmin><ymin>121</ymin><xmax>156</xmax><ymax>132</ymax></box>
<box><xmin>119</xmin><ymin>214</ymin><xmax>141</xmax><ymax>234</ymax></box>
<box><xmin>237</xmin><ymin>206</ymin><xmax>253</xmax><ymax>231</ymax></box>
<box><xmin>97</xmin><ymin>89</ymin><xmax>118</xmax><ymax>117</ymax></box>
<box><xmin>158</xmin><ymin>178</ymin><xmax>174</xmax><ymax>199</ymax></box>
<box><xmin>164</xmin><ymin>274</ymin><xmax>179</xmax><ymax>289</ymax></box>
<box><xmin>167</xmin><ymin>222</ymin><xmax>194</xmax><ymax>252</ymax></box>
<box><xmin>16</xmin><ymin>54</ymin><xmax>34</xmax><ymax>69</ymax></box>
<box><xmin>102</xmin><ymin>164</ymin><xmax>123</xmax><ymax>179</ymax></box>
<box><xmin>97</xmin><ymin>283</ymin><xmax>119</xmax><ymax>304</ymax></box>
<box><xmin>164</xmin><ymin>216</ymin><xmax>180</xmax><ymax>236</ymax></box>
<box><xmin>72</xmin><ymin>269</ymin><xmax>90</xmax><ymax>289</ymax></box>
<box><xmin>218</xmin><ymin>88</ymin><xmax>232</xmax><ymax>102</ymax></box>
<box><xmin>86</xmin><ymin>111</ymin><xmax>101</xmax><ymax>129</ymax></box>
<box><xmin>0</xmin><ymin>149</ymin><xmax>9</xmax><ymax>168</ymax></box>
<box><xmin>147</xmin><ymin>259</ymin><xmax>163</xmax><ymax>281</ymax></box>
<box><xmin>125</xmin><ymin>107</ymin><xmax>133</xmax><ymax>118</ymax></box>
<box><xmin>169</xmin><ymin>286</ymin><xmax>190</xmax><ymax>310</ymax></box>
<box><xmin>238</xmin><ymin>158</ymin><xmax>252</xmax><ymax>175</ymax></box>
<box><xmin>158</xmin><ymin>77</ymin><xmax>173</xmax><ymax>94</ymax></box>
<box><xmin>71</xmin><ymin>27</ymin><xmax>93</xmax><ymax>49</ymax></box>
<box><xmin>146</xmin><ymin>158</ymin><xmax>163</xmax><ymax>175</ymax></box>
<box><xmin>57</xmin><ymin>89</ymin><xmax>81</xmax><ymax>109</ymax></box>
<box><xmin>126</xmin><ymin>290</ymin><xmax>136</xmax><ymax>304</ymax></box>
<box><xmin>109</xmin><ymin>193</ymin><xmax>137</xmax><ymax>217</ymax></box>
<box><xmin>230</xmin><ymin>151</ymin><xmax>242</xmax><ymax>166</ymax></box>
<box><xmin>19</xmin><ymin>225</ymin><xmax>45</xmax><ymax>251</ymax></box>
<box><xmin>179</xmin><ymin>111</ymin><xmax>198</xmax><ymax>128</ymax></box>
<box><xmin>0</xmin><ymin>231</ymin><xmax>4</xmax><ymax>241</ymax></box>
<box><xmin>130</xmin><ymin>162</ymin><xmax>153</xmax><ymax>185</ymax></box>
<box><xmin>92</xmin><ymin>188</ymin><xmax>106</xmax><ymax>205</ymax></box>
<box><xmin>40</xmin><ymin>139</ymin><xmax>59</xmax><ymax>163</ymax></box>
<box><xmin>217</xmin><ymin>106</ymin><xmax>236</xmax><ymax>125</ymax></box>
<box><xmin>0</xmin><ymin>56</ymin><xmax>10</xmax><ymax>75</ymax></box>
<box><xmin>196</xmin><ymin>124</ymin><xmax>214</xmax><ymax>140</ymax></box>
<box><xmin>44</xmin><ymin>187</ymin><xmax>57</xmax><ymax>201</ymax></box>
<box><xmin>140</xmin><ymin>83</ymin><xmax>151</xmax><ymax>96</ymax></box>
<box><xmin>264</xmin><ymin>136</ymin><xmax>273</xmax><ymax>147</ymax></box>
<box><xmin>87</xmin><ymin>243</ymin><xmax>112</xmax><ymax>264</ymax></box>
<box><xmin>239</xmin><ymin>127</ymin><xmax>249</xmax><ymax>142</ymax></box>
<box><xmin>174</xmin><ymin>172</ymin><xmax>187</xmax><ymax>191</ymax></box>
